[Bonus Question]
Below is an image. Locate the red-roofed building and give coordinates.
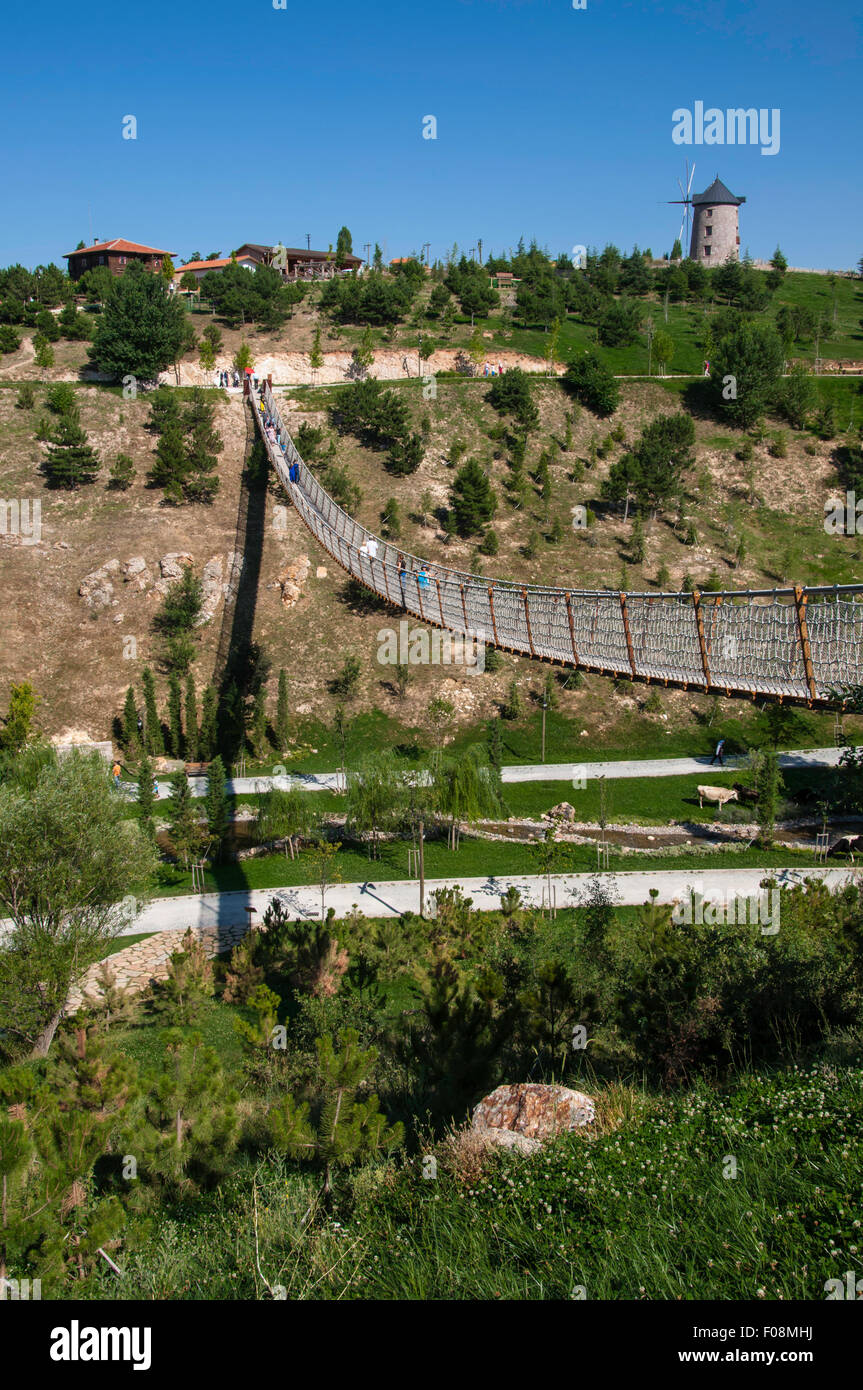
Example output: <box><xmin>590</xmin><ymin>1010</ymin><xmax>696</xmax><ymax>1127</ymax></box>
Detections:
<box><xmin>64</xmin><ymin>239</ymin><xmax>175</xmax><ymax>282</ymax></box>
<box><xmin>172</xmin><ymin>254</ymin><xmax>259</xmax><ymax>289</ymax></box>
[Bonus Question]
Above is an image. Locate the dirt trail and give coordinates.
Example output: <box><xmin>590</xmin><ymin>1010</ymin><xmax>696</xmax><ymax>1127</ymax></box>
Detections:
<box><xmin>0</xmin><ymin>333</ymin><xmax>35</xmax><ymax>377</ymax></box>
<box><xmin>164</xmin><ymin>347</ymin><xmax>562</xmax><ymax>389</ymax></box>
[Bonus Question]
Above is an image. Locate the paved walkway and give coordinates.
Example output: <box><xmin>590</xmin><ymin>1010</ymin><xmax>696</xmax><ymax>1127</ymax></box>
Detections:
<box><xmin>135</xmin><ymin>747</ymin><xmax>843</xmax><ymax>799</ymax></box>
<box><xmin>110</xmin><ymin>864</ymin><xmax>857</xmax><ymax>936</ymax></box>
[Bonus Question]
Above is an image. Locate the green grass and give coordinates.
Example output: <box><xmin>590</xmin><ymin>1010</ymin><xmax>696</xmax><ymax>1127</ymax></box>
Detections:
<box><xmin>145</xmin><ymin>833</ymin><xmax>827</xmax><ymax>902</ymax></box>
<box><xmin>306</xmin><ymin>1065</ymin><xmax>863</xmax><ymax>1300</ymax></box>
<box><xmin>85</xmin><ymin>1062</ymin><xmax>863</xmax><ymax>1301</ymax></box>
<box><xmin>227</xmin><ymin>702</ymin><xmax>856</xmax><ymax>779</ymax></box>
<box><xmin>102</xmin><ymin>932</ymin><xmax>153</xmax><ymax>957</ymax></box>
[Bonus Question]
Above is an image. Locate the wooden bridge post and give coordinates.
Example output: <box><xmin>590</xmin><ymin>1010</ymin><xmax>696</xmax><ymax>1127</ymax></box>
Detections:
<box><xmin>619</xmin><ymin>592</ymin><xmax>637</xmax><ymax>679</ymax></box>
<box><xmin>692</xmin><ymin>589</ymin><xmax>712</xmax><ymax>690</ymax></box>
<box><xmin>381</xmin><ymin>561</ymin><xmax>394</xmax><ymax>606</ymax></box>
<box><xmin>794</xmin><ymin>585</ymin><xmax>818</xmax><ymax>702</ymax></box>
<box><xmin>564</xmin><ymin>592</ymin><xmax>580</xmax><ymax>666</ymax></box>
<box><xmin>522</xmin><ymin>589</ymin><xmax>536</xmax><ymax>657</ymax></box>
<box><xmin>488</xmin><ymin>586</ymin><xmax>499</xmax><ymax>646</ymax></box>
<box><xmin>460</xmin><ymin>583</ymin><xmax>469</xmax><ymax>633</ymax></box>
<box><xmin>435</xmin><ymin>576</ymin><xmax>445</xmax><ymax>627</ymax></box>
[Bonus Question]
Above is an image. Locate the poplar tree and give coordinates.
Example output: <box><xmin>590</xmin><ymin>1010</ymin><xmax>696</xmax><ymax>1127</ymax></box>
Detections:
<box><xmin>166</xmin><ymin>673</ymin><xmax>183</xmax><ymax>758</ymax></box>
<box><xmin>276</xmin><ymin>669</ymin><xmax>290</xmax><ymax>752</ymax></box>
<box><xmin>199</xmin><ymin>685</ymin><xmax>219</xmax><ymax>761</ymax></box>
<box><xmin>184</xmin><ymin>675</ymin><xmax>199</xmax><ymax>761</ymax></box>
<box><xmin>141</xmin><ymin>668</ymin><xmax>164</xmax><ymax>756</ymax></box>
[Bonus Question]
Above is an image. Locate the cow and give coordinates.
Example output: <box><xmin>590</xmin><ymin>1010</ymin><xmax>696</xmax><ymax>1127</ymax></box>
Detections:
<box><xmin>697</xmin><ymin>785</ymin><xmax>739</xmax><ymax>810</ymax></box>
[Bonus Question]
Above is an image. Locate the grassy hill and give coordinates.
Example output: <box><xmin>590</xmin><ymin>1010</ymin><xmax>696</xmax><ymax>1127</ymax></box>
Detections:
<box><xmin>1</xmin><ymin>266</ymin><xmax>862</xmax><ymax>757</ymax></box>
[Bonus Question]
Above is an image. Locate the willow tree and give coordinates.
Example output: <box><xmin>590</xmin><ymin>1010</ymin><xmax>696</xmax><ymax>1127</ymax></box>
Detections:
<box><xmin>345</xmin><ymin>752</ymin><xmax>403</xmax><ymax>860</ymax></box>
<box><xmin>434</xmin><ymin>745</ymin><xmax>505</xmax><ymax>851</ymax></box>
<box><xmin>255</xmin><ymin>784</ymin><xmax>315</xmax><ymax>859</ymax></box>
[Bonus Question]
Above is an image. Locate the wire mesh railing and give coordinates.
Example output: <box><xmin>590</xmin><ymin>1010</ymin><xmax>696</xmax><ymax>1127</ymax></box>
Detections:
<box><xmin>251</xmin><ymin>383</ymin><xmax>863</xmax><ymax>704</ymax></box>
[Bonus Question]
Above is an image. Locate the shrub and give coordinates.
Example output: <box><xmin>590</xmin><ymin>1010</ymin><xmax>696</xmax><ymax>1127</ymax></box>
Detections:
<box><xmin>330</xmin><ymin>655</ymin><xmax>362</xmax><ymax>699</ymax></box>
<box><xmin>108</xmin><ymin>453</ymin><xmax>135</xmax><ymax>490</ymax></box>
<box><xmin>769</xmin><ymin>431</ymin><xmax>787</xmax><ymax>459</ymax></box>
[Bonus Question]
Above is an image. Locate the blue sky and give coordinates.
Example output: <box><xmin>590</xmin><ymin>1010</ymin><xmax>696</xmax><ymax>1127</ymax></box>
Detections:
<box><xmin>1</xmin><ymin>0</ymin><xmax>859</xmax><ymax>271</ymax></box>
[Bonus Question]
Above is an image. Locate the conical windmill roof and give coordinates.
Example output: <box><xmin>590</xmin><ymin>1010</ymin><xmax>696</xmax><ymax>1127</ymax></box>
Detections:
<box><xmin>692</xmin><ymin>177</ymin><xmax>745</xmax><ymax>206</ymax></box>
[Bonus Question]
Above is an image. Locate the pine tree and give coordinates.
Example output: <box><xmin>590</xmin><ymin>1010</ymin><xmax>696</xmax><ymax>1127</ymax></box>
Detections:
<box><xmin>43</xmin><ymin>404</ymin><xmax>100</xmax><ymax>488</ymax></box>
<box><xmin>137</xmin><ymin>752</ymin><xmax>155</xmax><ymax>836</ymax></box>
<box><xmin>183</xmin><ymin>389</ymin><xmax>222</xmax><ymax>501</ymax></box>
<box><xmin>309</xmin><ymin>325</ymin><xmax>323</xmax><ymax>382</ymax></box>
<box><xmin>276</xmin><ymin>669</ymin><xmax>290</xmax><ymax>752</ymax></box>
<box><xmin>199</xmin><ymin>685</ymin><xmax>219</xmax><ymax>761</ymax></box>
<box><xmin>252</xmin><ymin>696</ymin><xmax>269</xmax><ymax>760</ymax></box>
<box><xmin>166</xmin><ymin>673</ymin><xmax>183</xmax><ymax>758</ymax></box>
<box><xmin>166</xmin><ymin>770</ymin><xmax>205</xmax><ymax>866</ymax></box>
<box><xmin>108</xmin><ymin>452</ymin><xmax>135</xmax><ymax>490</ymax></box>
<box><xmin>140</xmin><ymin>1028</ymin><xmax>239</xmax><ymax>1191</ymax></box>
<box><xmin>149</xmin><ymin>418</ymin><xmax>187</xmax><ymax>503</ymax></box>
<box><xmin>184</xmin><ymin>675</ymin><xmax>199</xmax><ymax>761</ymax></box>
<box><xmin>449</xmin><ymin>458</ymin><xmax>497</xmax><ymax>537</ymax></box>
<box><xmin>204</xmin><ymin>755</ymin><xmax>229</xmax><ymax>847</ymax></box>
<box><xmin>121</xmin><ymin>686</ymin><xmax>139</xmax><ymax>754</ymax></box>
<box><xmin>1</xmin><ymin>1028</ymin><xmax>137</xmax><ymax>1287</ymax></box>
<box><xmin>141</xmin><ymin>668</ymin><xmax>164</xmax><ymax>756</ymax></box>
<box><xmin>268</xmin><ymin>1028</ymin><xmax>402</xmax><ymax>1204</ymax></box>
<box><xmin>153</xmin><ymin>931</ymin><xmax>215</xmax><ymax>1024</ymax></box>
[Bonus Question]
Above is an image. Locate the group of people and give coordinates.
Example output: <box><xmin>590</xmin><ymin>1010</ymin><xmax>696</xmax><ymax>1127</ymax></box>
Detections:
<box><xmin>482</xmin><ymin>362</ymin><xmax>504</xmax><ymax>377</ymax></box>
<box><xmin>216</xmin><ymin>369</ymin><xmax>242</xmax><ymax>389</ymax></box>
<box><xmin>393</xmin><ymin>551</ymin><xmax>430</xmax><ymax>596</ymax></box>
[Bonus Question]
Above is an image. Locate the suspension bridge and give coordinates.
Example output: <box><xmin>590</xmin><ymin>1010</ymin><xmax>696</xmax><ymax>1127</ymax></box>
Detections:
<box><xmin>250</xmin><ymin>382</ymin><xmax>863</xmax><ymax>706</ymax></box>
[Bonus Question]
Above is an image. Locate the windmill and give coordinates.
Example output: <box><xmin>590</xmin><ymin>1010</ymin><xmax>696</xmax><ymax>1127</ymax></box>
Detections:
<box><xmin>668</xmin><ymin>160</ymin><xmax>696</xmax><ymax>256</ymax></box>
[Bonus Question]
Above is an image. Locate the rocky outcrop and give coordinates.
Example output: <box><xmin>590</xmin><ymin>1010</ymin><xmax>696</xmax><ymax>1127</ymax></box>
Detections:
<box><xmin>546</xmin><ymin>802</ymin><xmax>576</xmax><ymax>822</ymax></box>
<box><xmin>471</xmin><ymin>1083</ymin><xmax>595</xmax><ymax>1152</ymax></box>
<box><xmin>79</xmin><ymin>559</ymin><xmax>121</xmax><ymax>608</ymax></box>
<box><xmin>153</xmin><ymin>552</ymin><xmax>194</xmax><ymax>597</ymax></box>
<box><xmin>198</xmin><ymin>555</ymin><xmax>224</xmax><ymax>625</ymax></box>
<box><xmin>122</xmin><ymin>556</ymin><xmax>153</xmax><ymax>592</ymax></box>
<box><xmin>278</xmin><ymin>554</ymin><xmax>311</xmax><ymax>608</ymax></box>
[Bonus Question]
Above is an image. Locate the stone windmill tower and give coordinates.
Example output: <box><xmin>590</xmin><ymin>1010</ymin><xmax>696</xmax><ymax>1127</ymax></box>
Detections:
<box><xmin>689</xmin><ymin>176</ymin><xmax>746</xmax><ymax>263</ymax></box>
